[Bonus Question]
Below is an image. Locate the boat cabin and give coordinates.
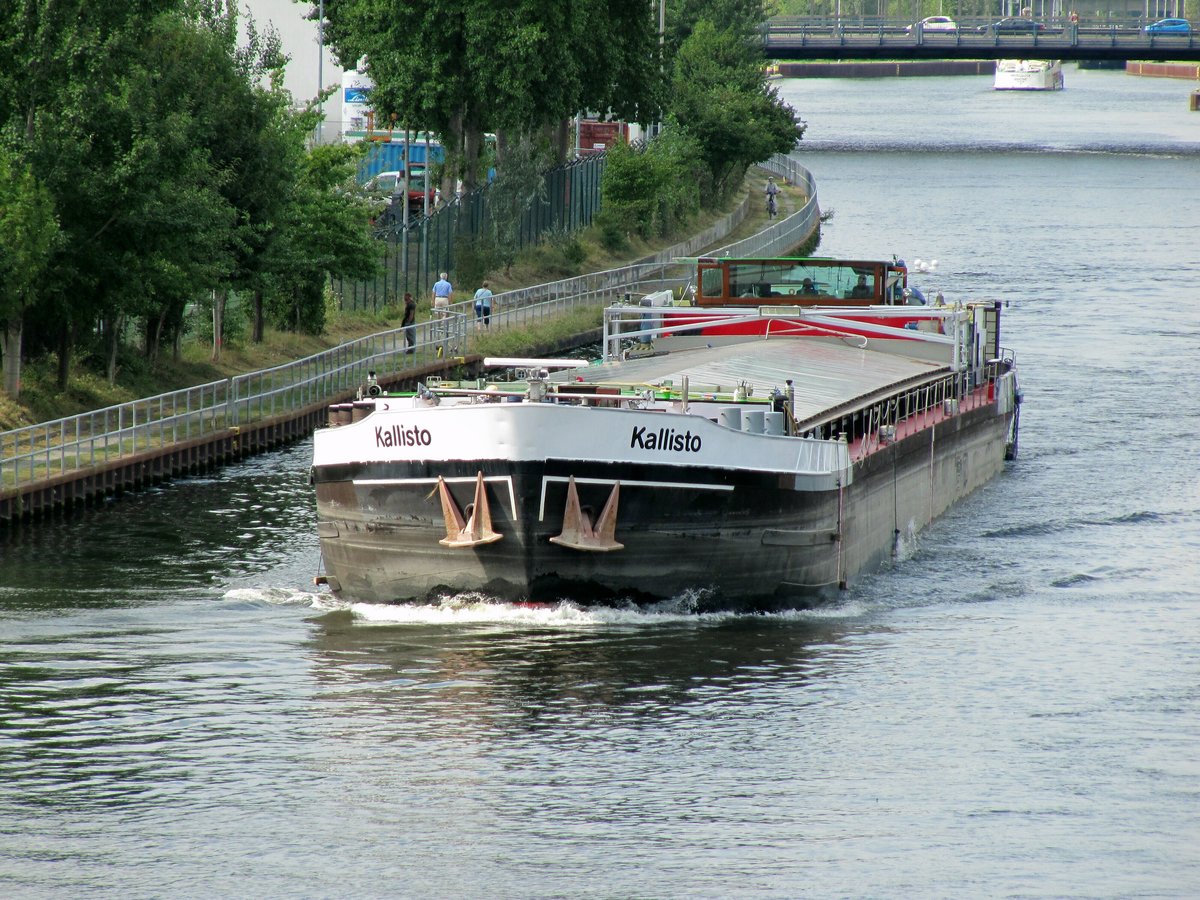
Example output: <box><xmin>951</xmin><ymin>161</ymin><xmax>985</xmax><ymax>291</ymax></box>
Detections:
<box><xmin>695</xmin><ymin>257</ymin><xmax>915</xmax><ymax>307</ymax></box>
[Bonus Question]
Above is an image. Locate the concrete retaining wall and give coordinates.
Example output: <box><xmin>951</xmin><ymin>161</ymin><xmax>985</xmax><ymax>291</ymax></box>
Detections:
<box><xmin>777</xmin><ymin>60</ymin><xmax>995</xmax><ymax>78</ymax></box>
<box><xmin>1</xmin><ymin>405</ymin><xmax>327</xmax><ymax>521</ymax></box>
<box><xmin>1125</xmin><ymin>61</ymin><xmax>1200</xmax><ymax>80</ymax></box>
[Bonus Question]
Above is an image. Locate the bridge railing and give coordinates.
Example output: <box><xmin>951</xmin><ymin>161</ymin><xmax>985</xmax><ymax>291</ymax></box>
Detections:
<box><xmin>0</xmin><ymin>154</ymin><xmax>819</xmax><ymax>495</ymax></box>
<box><xmin>762</xmin><ymin>19</ymin><xmax>1200</xmax><ymax>60</ymax></box>
<box><xmin>767</xmin><ymin>15</ymin><xmax>1188</xmax><ymax>33</ymax></box>
<box><xmin>763</xmin><ymin>16</ymin><xmax>1198</xmax><ymax>49</ymax></box>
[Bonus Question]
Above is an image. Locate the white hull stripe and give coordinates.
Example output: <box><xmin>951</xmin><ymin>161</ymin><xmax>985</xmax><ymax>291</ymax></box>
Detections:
<box><xmin>350</xmin><ymin>474</ymin><xmax>735</xmax><ymax>524</ymax></box>
<box><xmin>354</xmin><ymin>475</ymin><xmax>518</xmax><ymax>518</ymax></box>
<box><xmin>537</xmin><ymin>475</ymin><xmax>734</xmax><ymax>523</ymax></box>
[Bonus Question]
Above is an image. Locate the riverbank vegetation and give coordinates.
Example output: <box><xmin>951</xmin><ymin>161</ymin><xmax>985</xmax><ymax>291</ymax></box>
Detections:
<box><xmin>1</xmin><ymin>0</ymin><xmax>802</xmax><ymax>430</ymax></box>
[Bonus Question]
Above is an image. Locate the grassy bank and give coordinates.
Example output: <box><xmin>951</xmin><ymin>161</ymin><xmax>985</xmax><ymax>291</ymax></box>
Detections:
<box><xmin>1</xmin><ymin>171</ymin><xmax>792</xmax><ymax>432</ymax></box>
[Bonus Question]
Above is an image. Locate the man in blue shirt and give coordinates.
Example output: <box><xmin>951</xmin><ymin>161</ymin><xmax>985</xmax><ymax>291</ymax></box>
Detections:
<box><xmin>432</xmin><ymin>272</ymin><xmax>453</xmax><ymax>313</ymax></box>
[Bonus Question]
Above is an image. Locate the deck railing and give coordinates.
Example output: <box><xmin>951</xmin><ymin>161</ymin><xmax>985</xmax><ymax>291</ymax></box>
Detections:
<box><xmin>1</xmin><ymin>155</ymin><xmax>819</xmax><ymax>493</ymax></box>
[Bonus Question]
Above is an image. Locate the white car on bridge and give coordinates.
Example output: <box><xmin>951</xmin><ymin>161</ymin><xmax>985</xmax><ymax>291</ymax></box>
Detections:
<box><xmin>907</xmin><ymin>16</ymin><xmax>958</xmax><ymax>33</ymax></box>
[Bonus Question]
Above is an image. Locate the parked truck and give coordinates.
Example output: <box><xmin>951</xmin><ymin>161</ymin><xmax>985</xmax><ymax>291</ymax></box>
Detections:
<box><xmin>363</xmin><ymin>167</ymin><xmax>438</xmax><ymax>224</ymax></box>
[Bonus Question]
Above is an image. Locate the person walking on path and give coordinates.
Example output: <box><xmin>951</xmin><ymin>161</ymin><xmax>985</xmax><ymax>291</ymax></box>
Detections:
<box><xmin>473</xmin><ymin>281</ymin><xmax>493</xmax><ymax>329</ymax></box>
<box><xmin>431</xmin><ymin>272</ymin><xmax>453</xmax><ymax>344</ymax></box>
<box><xmin>432</xmin><ymin>272</ymin><xmax>453</xmax><ymax>313</ymax></box>
<box><xmin>401</xmin><ymin>291</ymin><xmax>417</xmax><ymax>352</ymax></box>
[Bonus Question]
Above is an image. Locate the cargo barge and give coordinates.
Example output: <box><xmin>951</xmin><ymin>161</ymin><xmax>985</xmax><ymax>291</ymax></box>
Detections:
<box><xmin>311</xmin><ymin>256</ymin><xmax>1021</xmax><ymax>610</ymax></box>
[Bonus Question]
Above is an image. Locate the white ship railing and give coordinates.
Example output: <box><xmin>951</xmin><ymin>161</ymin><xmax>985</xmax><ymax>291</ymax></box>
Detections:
<box><xmin>598</xmin><ymin>303</ymin><xmax>1017</xmax><ymax>456</ymax></box>
<box><xmin>602</xmin><ymin>302</ymin><xmax>962</xmax><ymax>362</ymax></box>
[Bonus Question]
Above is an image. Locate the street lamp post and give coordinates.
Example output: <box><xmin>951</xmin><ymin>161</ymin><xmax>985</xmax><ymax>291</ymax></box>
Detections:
<box><xmin>656</xmin><ymin>0</ymin><xmax>665</xmax><ymax>138</ymax></box>
<box><xmin>316</xmin><ymin>0</ymin><xmax>325</xmax><ymax>144</ymax></box>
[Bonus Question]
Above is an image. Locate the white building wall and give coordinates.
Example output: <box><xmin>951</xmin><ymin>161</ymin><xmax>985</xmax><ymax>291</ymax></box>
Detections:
<box><xmin>242</xmin><ymin>0</ymin><xmax>345</xmax><ymax>143</ymax></box>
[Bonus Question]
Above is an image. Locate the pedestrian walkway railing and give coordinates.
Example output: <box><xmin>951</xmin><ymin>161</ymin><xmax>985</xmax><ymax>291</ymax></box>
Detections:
<box><xmin>1</xmin><ymin>155</ymin><xmax>818</xmax><ymax>493</ymax></box>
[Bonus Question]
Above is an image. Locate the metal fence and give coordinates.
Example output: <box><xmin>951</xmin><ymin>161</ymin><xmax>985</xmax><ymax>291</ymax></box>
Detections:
<box><xmin>333</xmin><ymin>153</ymin><xmax>607</xmax><ymax>313</ymax></box>
<box><xmin>1</xmin><ymin>155</ymin><xmax>819</xmax><ymax>494</ymax></box>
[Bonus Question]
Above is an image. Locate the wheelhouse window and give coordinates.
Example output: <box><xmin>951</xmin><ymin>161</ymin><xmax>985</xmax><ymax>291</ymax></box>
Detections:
<box><xmin>694</xmin><ymin>258</ymin><xmax>908</xmax><ymax>305</ymax></box>
<box><xmin>726</xmin><ymin>262</ymin><xmax>883</xmax><ymax>299</ymax></box>
<box><xmin>700</xmin><ymin>265</ymin><xmax>724</xmax><ymax>299</ymax></box>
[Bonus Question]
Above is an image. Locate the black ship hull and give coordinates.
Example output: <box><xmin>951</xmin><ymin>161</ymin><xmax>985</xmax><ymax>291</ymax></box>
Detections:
<box><xmin>313</xmin><ymin>401</ymin><xmax>1011</xmax><ymax>610</ymax></box>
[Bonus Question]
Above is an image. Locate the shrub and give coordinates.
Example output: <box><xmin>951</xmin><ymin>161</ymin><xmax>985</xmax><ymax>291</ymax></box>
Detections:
<box><xmin>594</xmin><ymin>208</ymin><xmax>629</xmax><ymax>253</ymax></box>
<box><xmin>599</xmin><ymin>127</ymin><xmax>704</xmax><ymax>241</ymax></box>
<box><xmin>541</xmin><ymin>224</ymin><xmax>587</xmax><ymax>266</ymax></box>
<box><xmin>455</xmin><ymin>235</ymin><xmax>502</xmax><ymax>291</ymax></box>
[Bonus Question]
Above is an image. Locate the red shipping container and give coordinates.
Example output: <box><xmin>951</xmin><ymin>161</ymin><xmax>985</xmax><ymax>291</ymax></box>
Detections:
<box><xmin>578</xmin><ymin>120</ymin><xmax>629</xmax><ymax>155</ymax></box>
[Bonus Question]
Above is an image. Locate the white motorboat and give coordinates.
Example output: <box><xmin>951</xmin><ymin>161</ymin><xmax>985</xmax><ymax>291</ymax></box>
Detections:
<box><xmin>994</xmin><ymin>59</ymin><xmax>1064</xmax><ymax>91</ymax></box>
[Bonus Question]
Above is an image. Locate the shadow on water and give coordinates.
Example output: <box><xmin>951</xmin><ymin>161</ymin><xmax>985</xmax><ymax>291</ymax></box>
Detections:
<box><xmin>0</xmin><ymin>443</ymin><xmax>318</xmax><ymax>609</ymax></box>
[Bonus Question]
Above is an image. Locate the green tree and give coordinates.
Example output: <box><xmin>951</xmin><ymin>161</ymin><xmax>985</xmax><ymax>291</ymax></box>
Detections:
<box><xmin>193</xmin><ymin>3</ymin><xmax>298</xmax><ymax>358</ymax></box>
<box><xmin>90</xmin><ymin>9</ymin><xmax>239</xmax><ymax>370</ymax></box>
<box><xmin>667</xmin><ymin>0</ymin><xmax>770</xmax><ymax>50</ymax></box>
<box><xmin>264</xmin><ymin>142</ymin><xmax>381</xmax><ymax>334</ymax></box>
<box><xmin>0</xmin><ymin>0</ymin><xmax>382</xmax><ymax>394</ymax></box>
<box><xmin>0</xmin><ymin>152</ymin><xmax>58</xmax><ymax>398</ymax></box>
<box><xmin>0</xmin><ymin>0</ymin><xmax>184</xmax><ymax>386</ymax></box>
<box><xmin>644</xmin><ymin>124</ymin><xmax>705</xmax><ymax>231</ymax></box>
<box><xmin>485</xmin><ymin>135</ymin><xmax>552</xmax><ymax>273</ymax></box>
<box><xmin>318</xmin><ymin>0</ymin><xmax>661</xmax><ymax>193</ymax></box>
<box><xmin>669</xmin><ymin>19</ymin><xmax>801</xmax><ymax>199</ymax></box>
<box><xmin>598</xmin><ymin>126</ymin><xmax>704</xmax><ymax>241</ymax></box>
<box><xmin>180</xmin><ymin>4</ymin><xmax>379</xmax><ymax>348</ymax></box>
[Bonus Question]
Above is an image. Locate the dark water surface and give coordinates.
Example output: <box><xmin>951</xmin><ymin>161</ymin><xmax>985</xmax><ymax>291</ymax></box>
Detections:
<box><xmin>3</xmin><ymin>68</ymin><xmax>1199</xmax><ymax>898</ymax></box>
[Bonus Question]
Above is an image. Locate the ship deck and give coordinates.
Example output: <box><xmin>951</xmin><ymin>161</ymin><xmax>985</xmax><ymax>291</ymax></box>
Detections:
<box><xmin>566</xmin><ymin>338</ymin><xmax>949</xmax><ymax>421</ymax></box>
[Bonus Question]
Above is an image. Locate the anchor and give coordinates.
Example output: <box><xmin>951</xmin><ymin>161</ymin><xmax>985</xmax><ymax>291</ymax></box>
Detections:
<box><xmin>549</xmin><ymin>476</ymin><xmax>624</xmax><ymax>552</ymax></box>
<box><xmin>437</xmin><ymin>472</ymin><xmax>503</xmax><ymax>548</ymax></box>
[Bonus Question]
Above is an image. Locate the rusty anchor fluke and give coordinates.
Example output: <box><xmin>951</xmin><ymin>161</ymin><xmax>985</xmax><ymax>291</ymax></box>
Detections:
<box><xmin>550</xmin><ymin>476</ymin><xmax>624</xmax><ymax>552</ymax></box>
<box><xmin>438</xmin><ymin>472</ymin><xmax>503</xmax><ymax>548</ymax></box>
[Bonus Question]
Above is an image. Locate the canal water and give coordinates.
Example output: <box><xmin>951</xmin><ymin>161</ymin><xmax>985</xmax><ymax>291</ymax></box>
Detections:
<box><xmin>2</xmin><ymin>68</ymin><xmax>1198</xmax><ymax>898</ymax></box>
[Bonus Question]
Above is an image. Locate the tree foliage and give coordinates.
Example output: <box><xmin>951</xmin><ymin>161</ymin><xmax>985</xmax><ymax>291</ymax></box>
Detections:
<box><xmin>1</xmin><ymin>0</ymin><xmax>184</xmax><ymax>388</ymax></box>
<box><xmin>598</xmin><ymin>127</ymin><xmax>704</xmax><ymax>242</ymax></box>
<box><xmin>0</xmin><ymin>0</ymin><xmax>378</xmax><ymax>396</ymax></box>
<box><xmin>666</xmin><ymin>0</ymin><xmax>770</xmax><ymax>49</ymax></box>
<box><xmin>318</xmin><ymin>0</ymin><xmax>662</xmax><ymax>190</ymax></box>
<box><xmin>485</xmin><ymin>135</ymin><xmax>552</xmax><ymax>274</ymax></box>
<box><xmin>0</xmin><ymin>150</ymin><xmax>58</xmax><ymax>396</ymax></box>
<box><xmin>263</xmin><ymin>142</ymin><xmax>382</xmax><ymax>334</ymax></box>
<box><xmin>669</xmin><ymin>19</ymin><xmax>802</xmax><ymax>199</ymax></box>
<box><xmin>600</xmin><ymin>5</ymin><xmax>801</xmax><ymax>238</ymax></box>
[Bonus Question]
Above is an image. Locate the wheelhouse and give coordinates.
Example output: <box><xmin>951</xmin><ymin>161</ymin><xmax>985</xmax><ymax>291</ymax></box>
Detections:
<box><xmin>694</xmin><ymin>257</ymin><xmax>913</xmax><ymax>307</ymax></box>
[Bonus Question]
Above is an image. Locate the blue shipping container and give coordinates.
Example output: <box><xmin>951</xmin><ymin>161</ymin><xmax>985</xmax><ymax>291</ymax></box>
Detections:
<box><xmin>356</xmin><ymin>141</ymin><xmax>445</xmax><ymax>184</ymax></box>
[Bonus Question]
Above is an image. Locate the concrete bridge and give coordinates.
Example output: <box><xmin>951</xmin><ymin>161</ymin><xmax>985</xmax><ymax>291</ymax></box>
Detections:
<box><xmin>765</xmin><ymin>17</ymin><xmax>1200</xmax><ymax>62</ymax></box>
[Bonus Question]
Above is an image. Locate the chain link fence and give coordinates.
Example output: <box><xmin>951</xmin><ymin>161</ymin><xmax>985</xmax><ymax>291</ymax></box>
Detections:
<box><xmin>333</xmin><ymin>154</ymin><xmax>607</xmax><ymax>313</ymax></box>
